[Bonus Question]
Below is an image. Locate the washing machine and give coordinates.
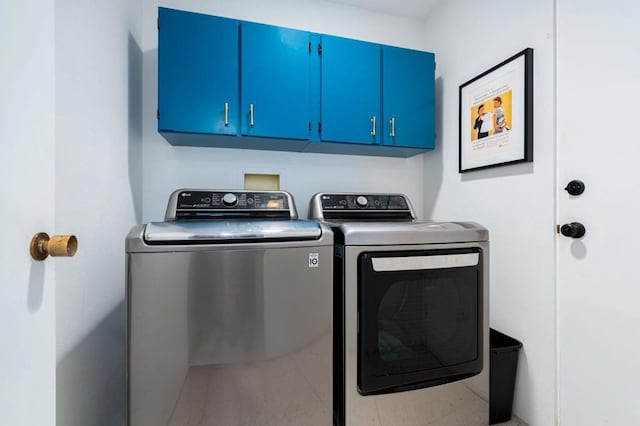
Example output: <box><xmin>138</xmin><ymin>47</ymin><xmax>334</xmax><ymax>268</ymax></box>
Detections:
<box><xmin>309</xmin><ymin>193</ymin><xmax>490</xmax><ymax>426</ymax></box>
<box><xmin>126</xmin><ymin>189</ymin><xmax>333</xmax><ymax>426</ymax></box>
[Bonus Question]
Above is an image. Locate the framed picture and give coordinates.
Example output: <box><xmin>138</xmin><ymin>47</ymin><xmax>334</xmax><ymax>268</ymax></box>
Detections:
<box><xmin>459</xmin><ymin>48</ymin><xmax>533</xmax><ymax>173</ymax></box>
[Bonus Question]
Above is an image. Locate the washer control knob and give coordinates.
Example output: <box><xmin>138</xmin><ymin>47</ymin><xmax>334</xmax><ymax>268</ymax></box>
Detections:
<box><xmin>560</xmin><ymin>222</ymin><xmax>586</xmax><ymax>239</ymax></box>
<box><xmin>356</xmin><ymin>196</ymin><xmax>368</xmax><ymax>208</ymax></box>
<box><xmin>222</xmin><ymin>193</ymin><xmax>238</xmax><ymax>207</ymax></box>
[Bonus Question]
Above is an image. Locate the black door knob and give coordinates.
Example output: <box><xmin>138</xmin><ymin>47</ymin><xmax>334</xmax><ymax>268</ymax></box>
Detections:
<box><xmin>564</xmin><ymin>180</ymin><xmax>585</xmax><ymax>196</ymax></box>
<box><xmin>560</xmin><ymin>222</ymin><xmax>586</xmax><ymax>238</ymax></box>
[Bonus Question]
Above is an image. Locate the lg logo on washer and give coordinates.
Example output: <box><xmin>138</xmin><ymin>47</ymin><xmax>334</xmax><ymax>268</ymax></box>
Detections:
<box><xmin>308</xmin><ymin>253</ymin><xmax>319</xmax><ymax>268</ymax></box>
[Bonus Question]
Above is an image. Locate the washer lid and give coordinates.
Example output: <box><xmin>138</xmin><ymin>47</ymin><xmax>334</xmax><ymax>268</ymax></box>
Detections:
<box><xmin>144</xmin><ymin>220</ymin><xmax>322</xmax><ymax>244</ymax></box>
<box><xmin>337</xmin><ymin>221</ymin><xmax>488</xmax><ymax>245</ymax></box>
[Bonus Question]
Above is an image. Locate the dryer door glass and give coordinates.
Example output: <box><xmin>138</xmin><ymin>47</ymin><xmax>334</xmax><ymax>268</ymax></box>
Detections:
<box><xmin>357</xmin><ymin>247</ymin><xmax>483</xmax><ymax>395</ymax></box>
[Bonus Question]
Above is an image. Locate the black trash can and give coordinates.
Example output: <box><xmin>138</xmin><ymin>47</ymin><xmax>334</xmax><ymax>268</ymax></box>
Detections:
<box><xmin>490</xmin><ymin>328</ymin><xmax>523</xmax><ymax>424</ymax></box>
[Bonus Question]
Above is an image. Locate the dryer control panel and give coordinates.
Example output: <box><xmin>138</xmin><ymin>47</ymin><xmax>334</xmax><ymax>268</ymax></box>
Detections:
<box><xmin>309</xmin><ymin>193</ymin><xmax>416</xmax><ymax>221</ymax></box>
<box><xmin>164</xmin><ymin>189</ymin><xmax>297</xmax><ymax>221</ymax></box>
<box><xmin>319</xmin><ymin>194</ymin><xmax>409</xmax><ymax>210</ymax></box>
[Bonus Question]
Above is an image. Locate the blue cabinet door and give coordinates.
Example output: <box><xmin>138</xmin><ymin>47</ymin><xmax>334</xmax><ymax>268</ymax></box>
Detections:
<box><xmin>158</xmin><ymin>8</ymin><xmax>239</xmax><ymax>135</ymax></box>
<box><xmin>321</xmin><ymin>36</ymin><xmax>381</xmax><ymax>144</ymax></box>
<box><xmin>241</xmin><ymin>23</ymin><xmax>310</xmax><ymax>140</ymax></box>
<box><xmin>382</xmin><ymin>46</ymin><xmax>435</xmax><ymax>148</ymax></box>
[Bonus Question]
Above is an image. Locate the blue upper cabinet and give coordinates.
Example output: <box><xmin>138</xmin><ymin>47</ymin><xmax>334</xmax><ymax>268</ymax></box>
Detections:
<box><xmin>241</xmin><ymin>23</ymin><xmax>310</xmax><ymax>140</ymax></box>
<box><xmin>158</xmin><ymin>8</ymin><xmax>239</xmax><ymax>135</ymax></box>
<box><xmin>320</xmin><ymin>36</ymin><xmax>381</xmax><ymax>145</ymax></box>
<box><xmin>156</xmin><ymin>8</ymin><xmax>435</xmax><ymax>156</ymax></box>
<box><xmin>382</xmin><ymin>47</ymin><xmax>435</xmax><ymax>148</ymax></box>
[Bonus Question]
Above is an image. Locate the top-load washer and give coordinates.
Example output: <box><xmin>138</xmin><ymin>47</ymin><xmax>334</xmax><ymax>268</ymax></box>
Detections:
<box><xmin>126</xmin><ymin>189</ymin><xmax>333</xmax><ymax>426</ymax></box>
<box><xmin>309</xmin><ymin>193</ymin><xmax>489</xmax><ymax>426</ymax></box>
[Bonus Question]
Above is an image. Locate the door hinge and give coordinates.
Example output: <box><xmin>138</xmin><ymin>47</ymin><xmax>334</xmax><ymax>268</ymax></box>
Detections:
<box><xmin>308</xmin><ymin>121</ymin><xmax>312</xmax><ymax>131</ymax></box>
<box><xmin>318</xmin><ymin>44</ymin><xmax>322</xmax><ymax>55</ymax></box>
<box><xmin>157</xmin><ymin>17</ymin><xmax>160</xmax><ymax>30</ymax></box>
<box><xmin>556</xmin><ymin>224</ymin><xmax>561</xmax><ymax>234</ymax></box>
<box><xmin>318</xmin><ymin>122</ymin><xmax>322</xmax><ymax>133</ymax></box>
<box><xmin>156</xmin><ymin>108</ymin><xmax>159</xmax><ymax>120</ymax></box>
<box><xmin>308</xmin><ymin>42</ymin><xmax>311</xmax><ymax>53</ymax></box>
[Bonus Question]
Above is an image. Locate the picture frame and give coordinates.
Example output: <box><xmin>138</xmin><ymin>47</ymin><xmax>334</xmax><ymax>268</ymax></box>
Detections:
<box><xmin>459</xmin><ymin>48</ymin><xmax>533</xmax><ymax>173</ymax></box>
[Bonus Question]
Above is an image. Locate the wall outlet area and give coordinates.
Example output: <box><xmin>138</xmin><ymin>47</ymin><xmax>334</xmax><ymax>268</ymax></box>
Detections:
<box><xmin>244</xmin><ymin>173</ymin><xmax>280</xmax><ymax>190</ymax></box>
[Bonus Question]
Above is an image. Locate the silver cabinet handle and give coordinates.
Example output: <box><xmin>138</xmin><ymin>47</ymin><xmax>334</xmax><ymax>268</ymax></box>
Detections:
<box><xmin>370</xmin><ymin>116</ymin><xmax>376</xmax><ymax>136</ymax></box>
<box><xmin>389</xmin><ymin>117</ymin><xmax>396</xmax><ymax>137</ymax></box>
<box><xmin>224</xmin><ymin>102</ymin><xmax>229</xmax><ymax>126</ymax></box>
<box><xmin>249</xmin><ymin>103</ymin><xmax>255</xmax><ymax>127</ymax></box>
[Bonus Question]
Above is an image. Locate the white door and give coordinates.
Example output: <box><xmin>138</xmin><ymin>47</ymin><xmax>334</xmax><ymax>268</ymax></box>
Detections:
<box><xmin>0</xmin><ymin>1</ymin><xmax>56</xmax><ymax>424</ymax></box>
<box><xmin>557</xmin><ymin>1</ymin><xmax>640</xmax><ymax>424</ymax></box>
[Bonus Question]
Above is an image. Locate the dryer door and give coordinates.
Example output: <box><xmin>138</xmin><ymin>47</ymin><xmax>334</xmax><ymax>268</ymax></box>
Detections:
<box><xmin>357</xmin><ymin>247</ymin><xmax>483</xmax><ymax>395</ymax></box>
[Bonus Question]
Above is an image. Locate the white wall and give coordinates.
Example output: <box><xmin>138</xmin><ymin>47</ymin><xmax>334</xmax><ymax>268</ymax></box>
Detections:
<box><xmin>54</xmin><ymin>0</ymin><xmax>142</xmax><ymax>424</ymax></box>
<box><xmin>140</xmin><ymin>0</ymin><xmax>429</xmax><ymax>222</ymax></box>
<box><xmin>421</xmin><ymin>1</ymin><xmax>557</xmax><ymax>425</ymax></box>
<box><xmin>0</xmin><ymin>1</ymin><xmax>56</xmax><ymax>424</ymax></box>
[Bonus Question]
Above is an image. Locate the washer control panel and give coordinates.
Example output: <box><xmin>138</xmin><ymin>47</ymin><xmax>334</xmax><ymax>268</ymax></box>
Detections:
<box><xmin>165</xmin><ymin>189</ymin><xmax>296</xmax><ymax>221</ymax></box>
<box><xmin>177</xmin><ymin>191</ymin><xmax>289</xmax><ymax>210</ymax></box>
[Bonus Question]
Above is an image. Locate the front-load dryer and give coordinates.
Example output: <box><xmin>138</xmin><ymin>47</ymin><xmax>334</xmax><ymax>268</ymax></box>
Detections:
<box><xmin>309</xmin><ymin>193</ymin><xmax>489</xmax><ymax>426</ymax></box>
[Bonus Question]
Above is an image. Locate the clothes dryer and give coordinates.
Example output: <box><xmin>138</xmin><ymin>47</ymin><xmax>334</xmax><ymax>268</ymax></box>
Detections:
<box><xmin>309</xmin><ymin>193</ymin><xmax>489</xmax><ymax>426</ymax></box>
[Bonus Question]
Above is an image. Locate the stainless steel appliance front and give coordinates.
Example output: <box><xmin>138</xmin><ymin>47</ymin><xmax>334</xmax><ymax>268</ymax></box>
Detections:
<box><xmin>126</xmin><ymin>190</ymin><xmax>333</xmax><ymax>425</ymax></box>
<box><xmin>340</xmin><ymin>241</ymin><xmax>489</xmax><ymax>425</ymax></box>
<box><xmin>309</xmin><ymin>193</ymin><xmax>489</xmax><ymax>426</ymax></box>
